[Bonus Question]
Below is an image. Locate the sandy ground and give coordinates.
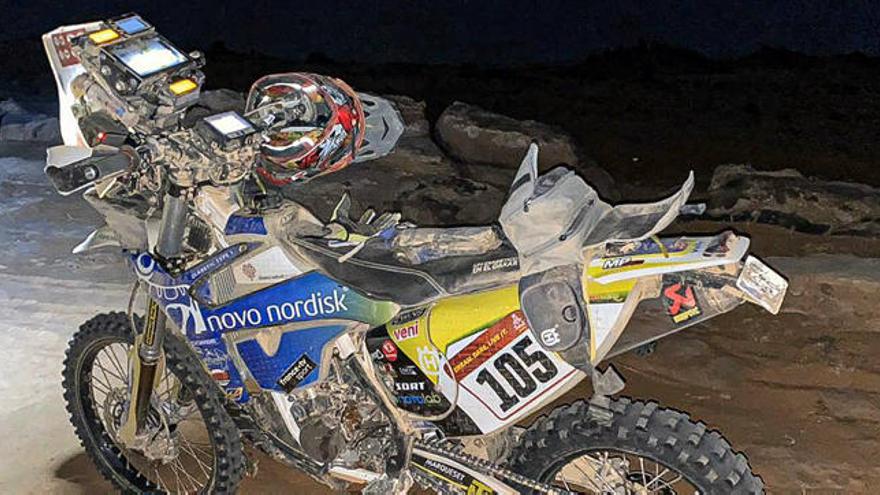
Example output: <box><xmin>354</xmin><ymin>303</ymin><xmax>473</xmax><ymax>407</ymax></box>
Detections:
<box><xmin>2</xmin><ymin>142</ymin><xmax>880</xmax><ymax>493</ymax></box>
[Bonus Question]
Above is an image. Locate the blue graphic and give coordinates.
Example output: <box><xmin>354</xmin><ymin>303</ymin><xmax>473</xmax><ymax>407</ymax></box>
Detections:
<box><xmin>224</xmin><ymin>215</ymin><xmax>267</xmax><ymax>236</ymax></box>
<box><xmin>127</xmin><ymin>248</ymin><xmax>395</xmax><ymax>400</ymax></box>
<box><xmin>236</xmin><ymin>325</ymin><xmax>346</xmax><ymax>390</ymax></box>
<box><xmin>182</xmin><ymin>243</ymin><xmax>253</xmax><ymax>284</ymax></box>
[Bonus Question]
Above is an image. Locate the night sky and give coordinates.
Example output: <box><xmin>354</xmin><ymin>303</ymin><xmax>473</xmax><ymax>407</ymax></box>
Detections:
<box><xmin>1</xmin><ymin>0</ymin><xmax>879</xmax><ymax>65</ymax></box>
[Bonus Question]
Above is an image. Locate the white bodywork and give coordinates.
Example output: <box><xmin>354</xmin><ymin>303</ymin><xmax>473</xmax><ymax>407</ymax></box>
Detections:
<box><xmin>43</xmin><ymin>23</ymin><xmax>101</xmax><ymax>147</ymax></box>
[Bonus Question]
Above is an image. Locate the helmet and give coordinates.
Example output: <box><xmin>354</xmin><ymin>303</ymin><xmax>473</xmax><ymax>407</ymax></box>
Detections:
<box><xmin>245</xmin><ymin>73</ymin><xmax>365</xmax><ymax>185</ymax></box>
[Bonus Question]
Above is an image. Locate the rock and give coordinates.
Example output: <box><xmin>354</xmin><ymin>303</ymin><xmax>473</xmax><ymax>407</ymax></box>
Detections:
<box><xmin>818</xmin><ymin>390</ymin><xmax>880</xmax><ymax>423</ymax></box>
<box><xmin>581</xmin><ymin>165</ymin><xmax>619</xmax><ymax>202</ymax></box>
<box><xmin>766</xmin><ymin>255</ymin><xmax>880</xmax><ymax>328</ymax></box>
<box><xmin>197</xmin><ymin>89</ymin><xmax>246</xmax><ymax>113</ymax></box>
<box><xmin>707</xmin><ymin>164</ymin><xmax>880</xmax><ymax>236</ymax></box>
<box><xmin>0</xmin><ymin>99</ymin><xmax>60</xmax><ymax>143</ymax></box>
<box><xmin>0</xmin><ymin>99</ymin><xmax>27</xmax><ymax>117</ymax></box>
<box><xmin>382</xmin><ymin>94</ymin><xmax>429</xmax><ymax>137</ymax></box>
<box><xmin>435</xmin><ymin>101</ymin><xmax>582</xmax><ymax>169</ymax></box>
<box><xmin>182</xmin><ymin>89</ymin><xmax>247</xmax><ymax>127</ymax></box>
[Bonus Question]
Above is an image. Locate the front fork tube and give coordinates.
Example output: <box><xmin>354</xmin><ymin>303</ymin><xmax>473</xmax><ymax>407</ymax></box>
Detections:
<box><xmin>119</xmin><ymin>190</ymin><xmax>187</xmax><ymax>445</ymax></box>
<box><xmin>119</xmin><ymin>299</ymin><xmax>168</xmax><ymax>443</ymax></box>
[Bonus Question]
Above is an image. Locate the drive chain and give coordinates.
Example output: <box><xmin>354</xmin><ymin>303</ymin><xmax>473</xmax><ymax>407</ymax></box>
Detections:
<box><xmin>412</xmin><ymin>439</ymin><xmax>573</xmax><ymax>494</ymax></box>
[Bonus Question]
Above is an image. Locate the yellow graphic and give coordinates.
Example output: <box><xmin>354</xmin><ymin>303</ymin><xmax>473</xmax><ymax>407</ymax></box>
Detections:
<box><xmin>673</xmin><ymin>306</ymin><xmax>701</xmax><ymax>323</ymax></box>
<box><xmin>584</xmin><ymin>277</ymin><xmax>636</xmax><ymax>303</ymax></box>
<box><xmin>429</xmin><ymin>285</ymin><xmax>519</xmax><ymax>353</ymax></box>
<box><xmin>589</xmin><ymin>242</ymin><xmax>699</xmax><ymax>278</ymax></box>
<box><xmin>413</xmin><ymin>464</ymin><xmax>467</xmax><ymax>490</ymax></box>
<box><xmin>468</xmin><ymin>480</ymin><xmax>496</xmax><ymax>495</ymax></box>
<box><xmin>387</xmin><ymin>285</ymin><xmax>520</xmax><ymax>383</ymax></box>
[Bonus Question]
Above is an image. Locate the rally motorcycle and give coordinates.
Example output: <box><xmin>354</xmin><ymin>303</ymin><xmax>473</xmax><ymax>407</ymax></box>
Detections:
<box><xmin>43</xmin><ymin>13</ymin><xmax>788</xmax><ymax>495</ymax></box>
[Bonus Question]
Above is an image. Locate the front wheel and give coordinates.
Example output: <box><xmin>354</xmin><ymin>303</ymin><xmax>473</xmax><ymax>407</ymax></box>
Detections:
<box><xmin>62</xmin><ymin>312</ymin><xmax>246</xmax><ymax>494</ymax></box>
<box><xmin>507</xmin><ymin>398</ymin><xmax>763</xmax><ymax>494</ymax></box>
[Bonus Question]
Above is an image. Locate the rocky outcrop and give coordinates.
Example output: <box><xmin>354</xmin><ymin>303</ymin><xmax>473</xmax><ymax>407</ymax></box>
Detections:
<box><xmin>275</xmin><ymin>93</ymin><xmax>505</xmax><ymax>226</ymax></box>
<box><xmin>434</xmin><ymin>101</ymin><xmax>617</xmax><ymax>199</ymax></box>
<box><xmin>435</xmin><ymin>101</ymin><xmax>582</xmax><ymax>168</ymax></box>
<box><xmin>0</xmin><ymin>99</ymin><xmax>60</xmax><ymax>142</ymax></box>
<box><xmin>382</xmin><ymin>95</ymin><xmax>430</xmax><ymax>137</ymax></box>
<box><xmin>707</xmin><ymin>164</ymin><xmax>880</xmax><ymax>236</ymax></box>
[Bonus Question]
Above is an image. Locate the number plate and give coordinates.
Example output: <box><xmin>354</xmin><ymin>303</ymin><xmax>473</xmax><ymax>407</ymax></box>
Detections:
<box><xmin>736</xmin><ymin>255</ymin><xmax>788</xmax><ymax>314</ymax></box>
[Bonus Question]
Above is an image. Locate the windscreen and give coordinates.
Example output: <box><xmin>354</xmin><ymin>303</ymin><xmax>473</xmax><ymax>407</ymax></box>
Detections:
<box><xmin>110</xmin><ymin>37</ymin><xmax>187</xmax><ymax>77</ymax></box>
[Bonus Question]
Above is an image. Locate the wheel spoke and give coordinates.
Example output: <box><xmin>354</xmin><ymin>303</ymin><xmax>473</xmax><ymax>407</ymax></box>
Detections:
<box><xmin>95</xmin><ymin>352</ymin><xmax>126</xmax><ymax>384</ymax></box>
<box><xmin>105</xmin><ymin>345</ymin><xmax>129</xmax><ymax>382</ymax></box>
<box><xmin>553</xmin><ymin>450</ymin><xmax>697</xmax><ymax>495</ymax></box>
<box><xmin>77</xmin><ymin>334</ymin><xmax>218</xmax><ymax>494</ymax></box>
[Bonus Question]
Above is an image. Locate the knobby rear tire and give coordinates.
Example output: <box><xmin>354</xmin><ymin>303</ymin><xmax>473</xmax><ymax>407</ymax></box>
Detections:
<box><xmin>507</xmin><ymin>397</ymin><xmax>764</xmax><ymax>494</ymax></box>
<box><xmin>62</xmin><ymin>312</ymin><xmax>246</xmax><ymax>494</ymax></box>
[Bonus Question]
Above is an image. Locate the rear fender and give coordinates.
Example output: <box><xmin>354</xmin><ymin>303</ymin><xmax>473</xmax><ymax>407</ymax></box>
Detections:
<box><xmin>587</xmin><ymin>231</ymin><xmax>750</xmax><ymax>285</ymax></box>
<box><xmin>592</xmin><ymin>263</ymin><xmax>747</xmax><ymax>363</ymax></box>
<box><xmin>587</xmin><ymin>250</ymin><xmax>787</xmax><ymax>363</ymax></box>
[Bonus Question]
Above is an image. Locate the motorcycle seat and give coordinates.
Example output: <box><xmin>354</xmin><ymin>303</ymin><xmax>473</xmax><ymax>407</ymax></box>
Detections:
<box><xmin>284</xmin><ymin>225</ymin><xmax>522</xmax><ymax>306</ymax></box>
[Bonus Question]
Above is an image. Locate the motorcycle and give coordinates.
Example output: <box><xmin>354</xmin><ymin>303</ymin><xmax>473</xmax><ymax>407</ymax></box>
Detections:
<box><xmin>42</xmin><ymin>13</ymin><xmax>788</xmax><ymax>495</ymax></box>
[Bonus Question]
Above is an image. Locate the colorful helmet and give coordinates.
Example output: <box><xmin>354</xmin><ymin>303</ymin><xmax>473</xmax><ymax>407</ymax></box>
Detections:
<box><xmin>245</xmin><ymin>73</ymin><xmax>365</xmax><ymax>185</ymax></box>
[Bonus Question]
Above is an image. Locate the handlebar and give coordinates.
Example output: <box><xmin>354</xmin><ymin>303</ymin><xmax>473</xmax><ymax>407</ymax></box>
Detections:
<box><xmin>45</xmin><ymin>146</ymin><xmax>135</xmax><ymax>196</ymax></box>
<box><xmin>138</xmin><ymin>127</ymin><xmax>260</xmax><ymax>190</ymax></box>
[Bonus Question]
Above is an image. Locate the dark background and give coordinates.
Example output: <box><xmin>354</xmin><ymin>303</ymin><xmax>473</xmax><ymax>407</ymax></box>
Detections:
<box><xmin>3</xmin><ymin>0</ymin><xmax>880</xmax><ymax>189</ymax></box>
<box><xmin>3</xmin><ymin>0</ymin><xmax>880</xmax><ymax>64</ymax></box>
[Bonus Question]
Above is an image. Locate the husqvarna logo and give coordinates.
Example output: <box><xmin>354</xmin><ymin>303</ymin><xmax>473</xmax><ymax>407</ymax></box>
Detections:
<box><xmin>204</xmin><ymin>289</ymin><xmax>348</xmax><ymax>333</ymax></box>
<box><xmin>540</xmin><ymin>326</ymin><xmax>561</xmax><ymax>346</ymax></box>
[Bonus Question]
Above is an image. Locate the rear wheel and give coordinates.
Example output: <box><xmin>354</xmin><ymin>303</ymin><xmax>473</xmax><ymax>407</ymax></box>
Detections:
<box><xmin>62</xmin><ymin>312</ymin><xmax>245</xmax><ymax>494</ymax></box>
<box><xmin>507</xmin><ymin>398</ymin><xmax>763</xmax><ymax>494</ymax></box>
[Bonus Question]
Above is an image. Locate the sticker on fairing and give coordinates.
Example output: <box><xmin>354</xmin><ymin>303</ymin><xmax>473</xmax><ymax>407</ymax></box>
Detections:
<box><xmin>662</xmin><ymin>279</ymin><xmax>702</xmax><ymax>324</ymax></box>
<box><xmin>277</xmin><ymin>354</ymin><xmax>317</xmax><ymax>392</ymax></box>
<box><xmin>447</xmin><ymin>311</ymin><xmax>581</xmax><ymax>424</ymax></box>
<box><xmin>232</xmin><ymin>246</ymin><xmax>300</xmax><ymax>285</ymax></box>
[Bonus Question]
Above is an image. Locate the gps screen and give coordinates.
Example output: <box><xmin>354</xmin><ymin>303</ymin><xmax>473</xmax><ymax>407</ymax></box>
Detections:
<box><xmin>204</xmin><ymin>111</ymin><xmax>255</xmax><ymax>137</ymax></box>
<box><xmin>110</xmin><ymin>37</ymin><xmax>187</xmax><ymax>77</ymax></box>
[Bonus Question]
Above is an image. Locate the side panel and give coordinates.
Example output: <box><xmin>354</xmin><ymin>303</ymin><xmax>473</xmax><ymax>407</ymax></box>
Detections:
<box><xmin>129</xmin><ymin>246</ymin><xmax>397</xmax><ymax>401</ymax></box>
<box><xmin>586</xmin><ymin>232</ymin><xmax>750</xmax><ymax>361</ymax></box>
<box><xmin>604</xmin><ymin>267</ymin><xmax>746</xmax><ymax>359</ymax></box>
<box><xmin>370</xmin><ymin>286</ymin><xmax>586</xmax><ymax>435</ymax></box>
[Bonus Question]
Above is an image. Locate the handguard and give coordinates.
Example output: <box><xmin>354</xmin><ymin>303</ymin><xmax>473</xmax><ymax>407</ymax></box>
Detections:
<box><xmin>45</xmin><ymin>145</ymin><xmax>132</xmax><ymax>195</ymax></box>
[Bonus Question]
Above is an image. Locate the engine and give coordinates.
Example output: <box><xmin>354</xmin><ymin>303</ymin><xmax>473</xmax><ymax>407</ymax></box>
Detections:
<box><xmin>246</xmin><ymin>357</ymin><xmax>394</xmax><ymax>474</ymax></box>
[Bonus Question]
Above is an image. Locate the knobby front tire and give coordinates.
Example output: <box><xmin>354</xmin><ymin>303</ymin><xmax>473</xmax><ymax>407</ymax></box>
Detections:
<box><xmin>62</xmin><ymin>312</ymin><xmax>246</xmax><ymax>494</ymax></box>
